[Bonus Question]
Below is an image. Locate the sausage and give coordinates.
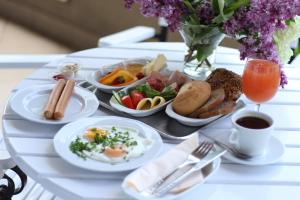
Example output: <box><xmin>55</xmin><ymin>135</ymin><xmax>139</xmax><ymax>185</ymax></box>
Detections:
<box><xmin>53</xmin><ymin>80</ymin><xmax>75</xmax><ymax>120</ymax></box>
<box><xmin>43</xmin><ymin>79</ymin><xmax>66</xmax><ymax>119</ymax></box>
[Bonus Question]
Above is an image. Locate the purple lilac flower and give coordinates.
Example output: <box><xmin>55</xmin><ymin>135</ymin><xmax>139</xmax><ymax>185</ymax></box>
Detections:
<box><xmin>223</xmin><ymin>0</ymin><xmax>300</xmax><ymax>86</ymax></box>
<box><xmin>124</xmin><ymin>0</ymin><xmax>184</xmax><ymax>31</ymax></box>
<box><xmin>196</xmin><ymin>0</ymin><xmax>214</xmax><ymax>25</ymax></box>
<box><xmin>124</xmin><ymin>0</ymin><xmax>300</xmax><ymax>86</ymax></box>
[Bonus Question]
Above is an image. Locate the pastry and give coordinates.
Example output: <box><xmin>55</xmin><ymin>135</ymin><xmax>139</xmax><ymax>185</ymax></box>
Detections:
<box><xmin>172</xmin><ymin>81</ymin><xmax>211</xmax><ymax>115</ymax></box>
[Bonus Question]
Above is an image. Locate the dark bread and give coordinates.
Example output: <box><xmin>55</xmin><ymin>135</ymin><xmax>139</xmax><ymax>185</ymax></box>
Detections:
<box><xmin>198</xmin><ymin>101</ymin><xmax>236</xmax><ymax>119</ymax></box>
<box><xmin>206</xmin><ymin>68</ymin><xmax>242</xmax><ymax>101</ymax></box>
<box><xmin>189</xmin><ymin>88</ymin><xmax>225</xmax><ymax>118</ymax></box>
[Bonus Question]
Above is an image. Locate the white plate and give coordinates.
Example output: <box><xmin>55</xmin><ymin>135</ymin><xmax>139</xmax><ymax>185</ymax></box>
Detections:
<box><xmin>10</xmin><ymin>84</ymin><xmax>99</xmax><ymax>125</ymax></box>
<box><xmin>223</xmin><ymin>136</ymin><xmax>285</xmax><ymax>166</ymax></box>
<box><xmin>109</xmin><ymin>79</ymin><xmax>173</xmax><ymax>117</ymax></box>
<box><xmin>165</xmin><ymin>103</ymin><xmax>220</xmax><ymax>126</ymax></box>
<box><xmin>122</xmin><ymin>157</ymin><xmax>221</xmax><ymax>200</ymax></box>
<box><xmin>85</xmin><ymin>58</ymin><xmax>151</xmax><ymax>93</ymax></box>
<box><xmin>53</xmin><ymin>117</ymin><xmax>163</xmax><ymax>172</ymax></box>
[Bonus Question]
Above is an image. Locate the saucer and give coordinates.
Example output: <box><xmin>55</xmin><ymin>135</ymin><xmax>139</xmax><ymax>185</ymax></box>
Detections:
<box><xmin>223</xmin><ymin>136</ymin><xmax>285</xmax><ymax>166</ymax></box>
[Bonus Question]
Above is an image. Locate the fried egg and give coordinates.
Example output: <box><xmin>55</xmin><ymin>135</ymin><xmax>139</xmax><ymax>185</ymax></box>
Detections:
<box><xmin>81</xmin><ymin>125</ymin><xmax>153</xmax><ymax>164</ymax></box>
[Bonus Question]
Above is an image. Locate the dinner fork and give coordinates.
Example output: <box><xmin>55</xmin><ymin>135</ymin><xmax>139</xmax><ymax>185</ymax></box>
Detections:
<box><xmin>142</xmin><ymin>141</ymin><xmax>214</xmax><ymax>195</ymax></box>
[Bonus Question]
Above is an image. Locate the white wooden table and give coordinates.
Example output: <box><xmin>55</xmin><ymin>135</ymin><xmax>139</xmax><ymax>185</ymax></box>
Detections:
<box><xmin>3</xmin><ymin>43</ymin><xmax>300</xmax><ymax>200</ymax></box>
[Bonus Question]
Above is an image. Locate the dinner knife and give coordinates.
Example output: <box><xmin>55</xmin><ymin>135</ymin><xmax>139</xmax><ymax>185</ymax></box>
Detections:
<box><xmin>152</xmin><ymin>148</ymin><xmax>227</xmax><ymax>197</ymax></box>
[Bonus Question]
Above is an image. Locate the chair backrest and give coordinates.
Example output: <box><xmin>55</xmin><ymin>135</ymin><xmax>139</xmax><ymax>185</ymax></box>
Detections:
<box><xmin>98</xmin><ymin>18</ymin><xmax>169</xmax><ymax>47</ymax></box>
<box><xmin>98</xmin><ymin>26</ymin><xmax>156</xmax><ymax>47</ymax></box>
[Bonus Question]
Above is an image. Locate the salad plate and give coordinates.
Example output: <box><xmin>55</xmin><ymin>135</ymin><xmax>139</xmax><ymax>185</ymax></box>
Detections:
<box><xmin>85</xmin><ymin>58</ymin><xmax>152</xmax><ymax>93</ymax></box>
<box><xmin>165</xmin><ymin>103</ymin><xmax>221</xmax><ymax>126</ymax></box>
<box><xmin>53</xmin><ymin>116</ymin><xmax>163</xmax><ymax>172</ymax></box>
<box><xmin>10</xmin><ymin>84</ymin><xmax>99</xmax><ymax>125</ymax></box>
<box><xmin>109</xmin><ymin>70</ymin><xmax>188</xmax><ymax>117</ymax></box>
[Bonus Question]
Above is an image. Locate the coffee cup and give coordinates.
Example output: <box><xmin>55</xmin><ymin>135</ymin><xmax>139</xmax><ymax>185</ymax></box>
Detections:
<box><xmin>230</xmin><ymin>110</ymin><xmax>274</xmax><ymax>157</ymax></box>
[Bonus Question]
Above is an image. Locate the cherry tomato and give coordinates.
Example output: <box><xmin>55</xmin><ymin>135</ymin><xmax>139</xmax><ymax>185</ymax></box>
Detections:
<box><xmin>130</xmin><ymin>91</ymin><xmax>144</xmax><ymax>108</ymax></box>
<box><xmin>121</xmin><ymin>95</ymin><xmax>135</xmax><ymax>109</ymax></box>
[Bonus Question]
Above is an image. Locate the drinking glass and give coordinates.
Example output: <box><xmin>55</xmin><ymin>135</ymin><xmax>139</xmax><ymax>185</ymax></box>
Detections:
<box><xmin>242</xmin><ymin>59</ymin><xmax>280</xmax><ymax>111</ymax></box>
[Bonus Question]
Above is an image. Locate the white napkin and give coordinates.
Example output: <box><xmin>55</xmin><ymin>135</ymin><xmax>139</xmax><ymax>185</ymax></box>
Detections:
<box><xmin>126</xmin><ymin>134</ymin><xmax>205</xmax><ymax>194</ymax></box>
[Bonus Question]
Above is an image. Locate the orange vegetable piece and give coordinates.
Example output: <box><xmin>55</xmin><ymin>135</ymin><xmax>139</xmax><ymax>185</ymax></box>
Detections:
<box><xmin>99</xmin><ymin>68</ymin><xmax>137</xmax><ymax>86</ymax></box>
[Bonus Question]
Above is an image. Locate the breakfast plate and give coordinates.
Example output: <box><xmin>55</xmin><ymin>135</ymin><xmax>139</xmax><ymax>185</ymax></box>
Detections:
<box><xmin>10</xmin><ymin>84</ymin><xmax>99</xmax><ymax>125</ymax></box>
<box><xmin>53</xmin><ymin>116</ymin><xmax>163</xmax><ymax>172</ymax></box>
<box><xmin>109</xmin><ymin>80</ymin><xmax>173</xmax><ymax>117</ymax></box>
<box><xmin>165</xmin><ymin>103</ymin><xmax>221</xmax><ymax>126</ymax></box>
<box><xmin>122</xmin><ymin>156</ymin><xmax>221</xmax><ymax>200</ymax></box>
<box><xmin>223</xmin><ymin>136</ymin><xmax>285</xmax><ymax>165</ymax></box>
<box><xmin>85</xmin><ymin>58</ymin><xmax>151</xmax><ymax>93</ymax></box>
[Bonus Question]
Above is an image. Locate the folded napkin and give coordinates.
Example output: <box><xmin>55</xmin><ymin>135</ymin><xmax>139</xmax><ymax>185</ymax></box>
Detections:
<box><xmin>126</xmin><ymin>134</ymin><xmax>209</xmax><ymax>194</ymax></box>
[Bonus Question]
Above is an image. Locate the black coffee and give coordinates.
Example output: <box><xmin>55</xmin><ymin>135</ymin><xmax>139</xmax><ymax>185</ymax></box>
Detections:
<box><xmin>236</xmin><ymin>116</ymin><xmax>270</xmax><ymax>129</ymax></box>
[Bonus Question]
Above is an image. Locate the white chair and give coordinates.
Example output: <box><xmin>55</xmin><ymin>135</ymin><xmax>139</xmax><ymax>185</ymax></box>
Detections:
<box><xmin>98</xmin><ymin>18</ymin><xmax>168</xmax><ymax>47</ymax></box>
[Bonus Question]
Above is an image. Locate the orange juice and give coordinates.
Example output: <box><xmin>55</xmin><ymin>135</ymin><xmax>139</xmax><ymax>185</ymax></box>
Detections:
<box><xmin>242</xmin><ymin>59</ymin><xmax>280</xmax><ymax>103</ymax></box>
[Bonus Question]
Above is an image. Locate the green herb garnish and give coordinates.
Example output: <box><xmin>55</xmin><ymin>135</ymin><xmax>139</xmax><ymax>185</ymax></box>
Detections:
<box><xmin>135</xmin><ymin>83</ymin><xmax>177</xmax><ymax>100</ymax></box>
<box><xmin>69</xmin><ymin>137</ymin><xmax>91</xmax><ymax>159</ymax></box>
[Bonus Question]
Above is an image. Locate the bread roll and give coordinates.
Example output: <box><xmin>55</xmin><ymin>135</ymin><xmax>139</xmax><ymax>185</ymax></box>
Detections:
<box><xmin>172</xmin><ymin>81</ymin><xmax>211</xmax><ymax>116</ymax></box>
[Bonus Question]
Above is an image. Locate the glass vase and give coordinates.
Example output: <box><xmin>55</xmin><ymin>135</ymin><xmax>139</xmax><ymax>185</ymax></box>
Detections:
<box><xmin>179</xmin><ymin>23</ymin><xmax>225</xmax><ymax>80</ymax></box>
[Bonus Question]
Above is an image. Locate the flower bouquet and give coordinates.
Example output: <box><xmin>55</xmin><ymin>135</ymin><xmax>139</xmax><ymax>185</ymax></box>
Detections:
<box><xmin>124</xmin><ymin>0</ymin><xmax>300</xmax><ymax>86</ymax></box>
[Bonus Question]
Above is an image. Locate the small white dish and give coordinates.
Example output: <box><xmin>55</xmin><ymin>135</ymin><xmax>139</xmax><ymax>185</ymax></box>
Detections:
<box><xmin>223</xmin><ymin>136</ymin><xmax>285</xmax><ymax>166</ymax></box>
<box><xmin>109</xmin><ymin>79</ymin><xmax>172</xmax><ymax>117</ymax></box>
<box><xmin>53</xmin><ymin>116</ymin><xmax>163</xmax><ymax>172</ymax></box>
<box><xmin>85</xmin><ymin>58</ymin><xmax>151</xmax><ymax>93</ymax></box>
<box><xmin>10</xmin><ymin>84</ymin><xmax>99</xmax><ymax>125</ymax></box>
<box><xmin>122</xmin><ymin>157</ymin><xmax>221</xmax><ymax>200</ymax></box>
<box><xmin>165</xmin><ymin>103</ymin><xmax>220</xmax><ymax>126</ymax></box>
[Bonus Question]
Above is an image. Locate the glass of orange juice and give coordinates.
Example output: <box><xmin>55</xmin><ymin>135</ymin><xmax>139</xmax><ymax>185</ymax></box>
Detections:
<box><xmin>242</xmin><ymin>59</ymin><xmax>280</xmax><ymax>111</ymax></box>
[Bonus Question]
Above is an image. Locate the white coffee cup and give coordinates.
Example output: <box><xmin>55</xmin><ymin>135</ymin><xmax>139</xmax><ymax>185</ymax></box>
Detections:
<box><xmin>230</xmin><ymin>110</ymin><xmax>274</xmax><ymax>157</ymax></box>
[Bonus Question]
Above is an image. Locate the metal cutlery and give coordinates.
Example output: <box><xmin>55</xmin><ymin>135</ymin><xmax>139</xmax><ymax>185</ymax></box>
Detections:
<box><xmin>152</xmin><ymin>146</ymin><xmax>226</xmax><ymax>197</ymax></box>
<box><xmin>198</xmin><ymin>131</ymin><xmax>253</xmax><ymax>160</ymax></box>
<box><xmin>142</xmin><ymin>141</ymin><xmax>213</xmax><ymax>196</ymax></box>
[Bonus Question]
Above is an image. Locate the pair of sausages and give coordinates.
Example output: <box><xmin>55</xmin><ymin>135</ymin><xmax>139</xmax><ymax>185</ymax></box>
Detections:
<box><xmin>44</xmin><ymin>79</ymin><xmax>75</xmax><ymax>120</ymax></box>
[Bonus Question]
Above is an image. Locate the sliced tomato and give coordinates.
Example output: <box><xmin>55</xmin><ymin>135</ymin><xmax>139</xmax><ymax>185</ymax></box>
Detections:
<box><xmin>121</xmin><ymin>95</ymin><xmax>135</xmax><ymax>109</ymax></box>
<box><xmin>130</xmin><ymin>91</ymin><xmax>145</xmax><ymax>108</ymax></box>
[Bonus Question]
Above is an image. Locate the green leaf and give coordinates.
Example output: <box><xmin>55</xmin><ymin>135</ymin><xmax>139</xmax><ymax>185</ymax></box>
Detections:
<box><xmin>160</xmin><ymin>86</ymin><xmax>177</xmax><ymax>101</ymax></box>
<box><xmin>218</xmin><ymin>0</ymin><xmax>225</xmax><ymax>18</ymax></box>
<box><xmin>212</xmin><ymin>11</ymin><xmax>234</xmax><ymax>24</ymax></box>
<box><xmin>196</xmin><ymin>48</ymin><xmax>206</xmax><ymax>62</ymax></box>
<box><xmin>224</xmin><ymin>0</ymin><xmax>250</xmax><ymax>14</ymax></box>
<box><xmin>183</xmin><ymin>0</ymin><xmax>199</xmax><ymax>24</ymax></box>
<box><xmin>212</xmin><ymin>0</ymin><xmax>220</xmax><ymax>14</ymax></box>
<box><xmin>135</xmin><ymin>84</ymin><xmax>160</xmax><ymax>98</ymax></box>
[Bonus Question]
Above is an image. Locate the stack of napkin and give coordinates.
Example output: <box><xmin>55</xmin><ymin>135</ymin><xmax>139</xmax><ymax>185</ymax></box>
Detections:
<box><xmin>126</xmin><ymin>134</ymin><xmax>211</xmax><ymax>194</ymax></box>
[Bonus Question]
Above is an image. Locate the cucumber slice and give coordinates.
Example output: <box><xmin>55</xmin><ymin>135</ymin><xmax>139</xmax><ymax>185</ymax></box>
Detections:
<box><xmin>112</xmin><ymin>91</ymin><xmax>122</xmax><ymax>104</ymax></box>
